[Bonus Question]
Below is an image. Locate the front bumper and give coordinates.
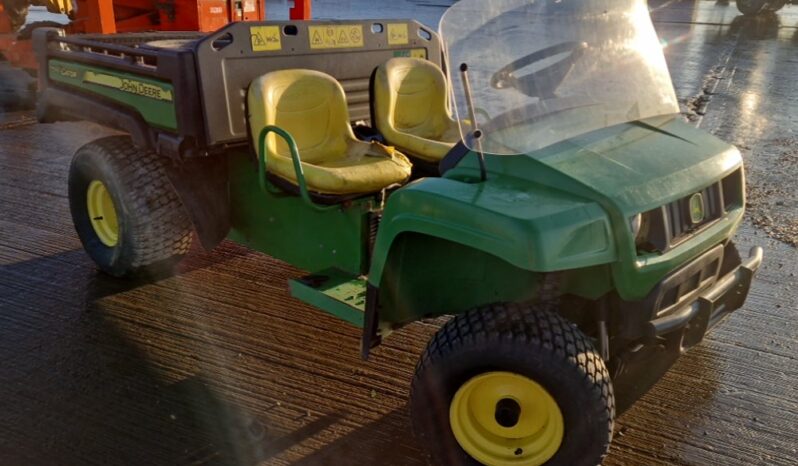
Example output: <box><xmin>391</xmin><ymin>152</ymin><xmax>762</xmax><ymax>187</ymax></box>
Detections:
<box><xmin>647</xmin><ymin>246</ymin><xmax>763</xmax><ymax>349</ymax></box>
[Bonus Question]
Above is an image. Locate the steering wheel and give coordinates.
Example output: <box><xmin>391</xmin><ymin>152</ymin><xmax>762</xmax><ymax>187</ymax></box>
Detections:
<box><xmin>491</xmin><ymin>41</ymin><xmax>588</xmax><ymax>98</ymax></box>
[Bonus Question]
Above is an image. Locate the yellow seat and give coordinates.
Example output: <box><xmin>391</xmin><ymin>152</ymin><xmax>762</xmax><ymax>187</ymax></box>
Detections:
<box><xmin>373</xmin><ymin>58</ymin><xmax>462</xmax><ymax>164</ymax></box>
<box><xmin>248</xmin><ymin>69</ymin><xmax>412</xmax><ymax>196</ymax></box>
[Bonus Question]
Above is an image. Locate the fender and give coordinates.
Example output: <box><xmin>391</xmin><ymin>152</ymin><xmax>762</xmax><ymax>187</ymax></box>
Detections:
<box><xmin>367</xmin><ymin>176</ymin><xmax>617</xmax><ymax>325</ymax></box>
<box><xmin>369</xmin><ymin>176</ymin><xmax>616</xmax><ymax>287</ymax></box>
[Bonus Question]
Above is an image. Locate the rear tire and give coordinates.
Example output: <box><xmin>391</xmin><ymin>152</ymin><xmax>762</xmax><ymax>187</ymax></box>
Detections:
<box><xmin>410</xmin><ymin>303</ymin><xmax>614</xmax><ymax>466</ymax></box>
<box><xmin>68</xmin><ymin>136</ymin><xmax>192</xmax><ymax>278</ymax></box>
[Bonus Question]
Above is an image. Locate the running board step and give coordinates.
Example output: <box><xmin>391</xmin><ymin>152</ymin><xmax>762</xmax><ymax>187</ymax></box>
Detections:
<box><xmin>289</xmin><ymin>268</ymin><xmax>367</xmax><ymax>327</ymax></box>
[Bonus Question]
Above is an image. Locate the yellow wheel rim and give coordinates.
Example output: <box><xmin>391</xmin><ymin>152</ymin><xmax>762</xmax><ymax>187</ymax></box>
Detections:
<box><xmin>450</xmin><ymin>372</ymin><xmax>564</xmax><ymax>466</ymax></box>
<box><xmin>86</xmin><ymin>180</ymin><xmax>119</xmax><ymax>247</ymax></box>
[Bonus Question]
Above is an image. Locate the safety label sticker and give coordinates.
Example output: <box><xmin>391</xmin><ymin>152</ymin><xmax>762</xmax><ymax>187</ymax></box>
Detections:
<box><xmin>393</xmin><ymin>49</ymin><xmax>427</xmax><ymax>59</ymax></box>
<box><xmin>250</xmin><ymin>26</ymin><xmax>282</xmax><ymax>52</ymax></box>
<box><xmin>387</xmin><ymin>23</ymin><xmax>409</xmax><ymax>45</ymax></box>
<box><xmin>308</xmin><ymin>25</ymin><xmax>364</xmax><ymax>49</ymax></box>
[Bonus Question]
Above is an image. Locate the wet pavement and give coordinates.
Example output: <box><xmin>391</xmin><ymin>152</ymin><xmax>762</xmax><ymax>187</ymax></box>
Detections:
<box><xmin>1</xmin><ymin>1</ymin><xmax>797</xmax><ymax>465</ymax></box>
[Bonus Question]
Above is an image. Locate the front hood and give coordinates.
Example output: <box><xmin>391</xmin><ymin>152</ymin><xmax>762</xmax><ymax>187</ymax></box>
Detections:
<box><xmin>530</xmin><ymin>115</ymin><xmax>742</xmax><ymax>214</ymax></box>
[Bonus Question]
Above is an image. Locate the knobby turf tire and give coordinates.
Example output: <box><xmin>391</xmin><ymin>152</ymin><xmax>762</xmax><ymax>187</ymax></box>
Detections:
<box><xmin>410</xmin><ymin>303</ymin><xmax>614</xmax><ymax>466</ymax></box>
<box><xmin>69</xmin><ymin>136</ymin><xmax>192</xmax><ymax>278</ymax></box>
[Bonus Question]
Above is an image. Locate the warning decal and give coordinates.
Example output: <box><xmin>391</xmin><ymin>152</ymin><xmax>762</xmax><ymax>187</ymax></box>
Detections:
<box><xmin>308</xmin><ymin>25</ymin><xmax>364</xmax><ymax>49</ymax></box>
<box><xmin>392</xmin><ymin>49</ymin><xmax>427</xmax><ymax>59</ymax></box>
<box><xmin>387</xmin><ymin>23</ymin><xmax>409</xmax><ymax>45</ymax></box>
<box><xmin>250</xmin><ymin>26</ymin><xmax>282</xmax><ymax>52</ymax></box>
<box><xmin>410</xmin><ymin>48</ymin><xmax>426</xmax><ymax>59</ymax></box>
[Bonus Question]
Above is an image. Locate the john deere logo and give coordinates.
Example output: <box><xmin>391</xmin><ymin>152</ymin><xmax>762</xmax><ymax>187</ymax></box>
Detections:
<box><xmin>689</xmin><ymin>193</ymin><xmax>705</xmax><ymax>224</ymax></box>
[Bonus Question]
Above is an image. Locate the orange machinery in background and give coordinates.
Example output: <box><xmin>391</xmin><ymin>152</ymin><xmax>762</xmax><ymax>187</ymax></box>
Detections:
<box><xmin>0</xmin><ymin>0</ymin><xmax>312</xmax><ymax>72</ymax></box>
<box><xmin>0</xmin><ymin>2</ymin><xmax>36</xmax><ymax>70</ymax></box>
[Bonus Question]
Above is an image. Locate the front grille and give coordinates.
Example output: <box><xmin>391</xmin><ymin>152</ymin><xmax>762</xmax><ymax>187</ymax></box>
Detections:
<box><xmin>641</xmin><ymin>176</ymin><xmax>735</xmax><ymax>254</ymax></box>
<box><xmin>666</xmin><ymin>183</ymin><xmax>723</xmax><ymax>246</ymax></box>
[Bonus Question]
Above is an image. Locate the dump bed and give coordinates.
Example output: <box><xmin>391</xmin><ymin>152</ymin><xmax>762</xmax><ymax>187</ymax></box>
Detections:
<box><xmin>34</xmin><ymin>20</ymin><xmax>443</xmax><ymax>160</ymax></box>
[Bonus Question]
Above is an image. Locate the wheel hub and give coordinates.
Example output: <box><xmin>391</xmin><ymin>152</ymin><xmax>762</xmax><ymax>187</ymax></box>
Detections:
<box><xmin>495</xmin><ymin>398</ymin><xmax>522</xmax><ymax>428</ymax></box>
<box><xmin>86</xmin><ymin>180</ymin><xmax>119</xmax><ymax>247</ymax></box>
<box><xmin>449</xmin><ymin>371</ymin><xmax>564</xmax><ymax>466</ymax></box>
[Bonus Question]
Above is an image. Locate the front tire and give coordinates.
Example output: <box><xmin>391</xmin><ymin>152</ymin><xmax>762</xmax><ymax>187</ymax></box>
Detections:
<box><xmin>410</xmin><ymin>304</ymin><xmax>614</xmax><ymax>466</ymax></box>
<box><xmin>68</xmin><ymin>136</ymin><xmax>192</xmax><ymax>278</ymax></box>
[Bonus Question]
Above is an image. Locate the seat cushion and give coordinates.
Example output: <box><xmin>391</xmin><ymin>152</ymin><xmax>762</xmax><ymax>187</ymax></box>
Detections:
<box><xmin>374</xmin><ymin>58</ymin><xmax>462</xmax><ymax>162</ymax></box>
<box><xmin>248</xmin><ymin>70</ymin><xmax>412</xmax><ymax>195</ymax></box>
<box><xmin>267</xmin><ymin>140</ymin><xmax>412</xmax><ymax>195</ymax></box>
<box><xmin>383</xmin><ymin>123</ymin><xmax>460</xmax><ymax>163</ymax></box>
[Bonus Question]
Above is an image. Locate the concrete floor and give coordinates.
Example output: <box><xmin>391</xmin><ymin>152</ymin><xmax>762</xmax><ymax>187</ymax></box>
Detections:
<box><xmin>1</xmin><ymin>1</ymin><xmax>797</xmax><ymax>465</ymax></box>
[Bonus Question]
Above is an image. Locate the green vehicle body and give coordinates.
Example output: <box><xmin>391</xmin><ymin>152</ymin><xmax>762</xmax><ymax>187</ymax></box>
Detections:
<box><xmin>34</xmin><ymin>16</ymin><xmax>760</xmax><ymax>377</ymax></box>
<box><xmin>218</xmin><ymin>114</ymin><xmax>745</xmax><ymax>329</ymax></box>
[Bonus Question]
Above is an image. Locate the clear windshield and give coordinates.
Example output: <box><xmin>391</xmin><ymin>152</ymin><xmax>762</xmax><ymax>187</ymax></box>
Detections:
<box><xmin>439</xmin><ymin>0</ymin><xmax>679</xmax><ymax>155</ymax></box>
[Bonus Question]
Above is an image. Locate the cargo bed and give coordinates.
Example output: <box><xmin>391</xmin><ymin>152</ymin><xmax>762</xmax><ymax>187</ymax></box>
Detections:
<box><xmin>33</xmin><ymin>21</ymin><xmax>442</xmax><ymax>159</ymax></box>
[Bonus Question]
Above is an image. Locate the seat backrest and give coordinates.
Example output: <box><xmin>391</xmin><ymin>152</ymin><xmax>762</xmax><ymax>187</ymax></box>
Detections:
<box><xmin>248</xmin><ymin>69</ymin><xmax>353</xmax><ymax>163</ymax></box>
<box><xmin>374</xmin><ymin>57</ymin><xmax>452</xmax><ymax>140</ymax></box>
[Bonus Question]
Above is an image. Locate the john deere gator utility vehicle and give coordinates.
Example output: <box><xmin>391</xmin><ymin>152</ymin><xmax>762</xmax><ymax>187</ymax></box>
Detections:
<box><xmin>35</xmin><ymin>0</ymin><xmax>762</xmax><ymax>464</ymax></box>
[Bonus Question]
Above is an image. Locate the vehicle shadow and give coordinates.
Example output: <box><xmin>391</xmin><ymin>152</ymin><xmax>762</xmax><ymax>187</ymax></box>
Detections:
<box><xmin>290</xmin><ymin>407</ymin><xmax>427</xmax><ymax>466</ymax></box>
<box><xmin>0</xmin><ymin>292</ymin><xmax>269</xmax><ymax>465</ymax></box>
<box><xmin>0</xmin><ymin>240</ymin><xmax>256</xmax><ymax>298</ymax></box>
<box><xmin>0</xmin><ymin>245</ymin><xmax>284</xmax><ymax>465</ymax></box>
